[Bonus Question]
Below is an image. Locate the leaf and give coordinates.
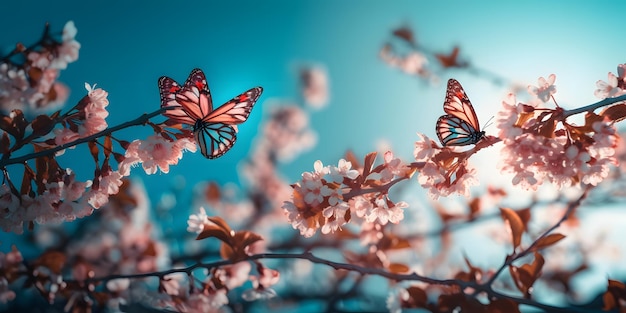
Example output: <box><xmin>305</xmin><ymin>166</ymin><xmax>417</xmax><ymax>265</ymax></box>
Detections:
<box><xmin>204</xmin><ymin>182</ymin><xmax>221</xmax><ymax>203</ymax></box>
<box><xmin>600</xmin><ymin>103</ymin><xmax>626</xmax><ymax>123</ymax></box>
<box><xmin>343</xmin><ymin>150</ymin><xmax>361</xmax><ymax>170</ymax></box>
<box><xmin>236</xmin><ymin>231</ymin><xmax>264</xmax><ymax>249</ymax></box>
<box><xmin>33</xmin><ymin>250</ymin><xmax>66</xmax><ymax>275</ymax></box>
<box><xmin>196</xmin><ymin>226</ymin><xmax>232</xmax><ymax>243</ymax></box>
<box><xmin>361</xmin><ymin>152</ymin><xmax>378</xmax><ymax>181</ymax></box>
<box><xmin>30</xmin><ymin>114</ymin><xmax>55</xmax><ymax>137</ymax></box>
<box><xmin>20</xmin><ymin>163</ymin><xmax>35</xmax><ymax>196</ymax></box>
<box><xmin>388</xmin><ymin>263</ymin><xmax>410</xmax><ymax>274</ymax></box>
<box><xmin>468</xmin><ymin>197</ymin><xmax>481</xmax><ymax>220</ymax></box>
<box><xmin>530</xmin><ymin>233</ymin><xmax>566</xmax><ymax>252</ymax></box>
<box><xmin>509</xmin><ymin>252</ymin><xmax>544</xmax><ymax>297</ymax></box>
<box><xmin>88</xmin><ymin>140</ymin><xmax>99</xmax><ymax>163</ymax></box>
<box><xmin>392</xmin><ymin>26</ymin><xmax>415</xmax><ymax>45</ymax></box>
<box><xmin>103</xmin><ymin>135</ymin><xmax>113</xmax><ymax>158</ymax></box>
<box><xmin>0</xmin><ymin>132</ymin><xmax>10</xmax><ymax>154</ymax></box>
<box><xmin>500</xmin><ymin>207</ymin><xmax>525</xmax><ymax>250</ymax></box>
<box><xmin>405</xmin><ymin>286</ymin><xmax>428</xmax><ymax>308</ymax></box>
<box><xmin>487</xmin><ymin>299</ymin><xmax>520</xmax><ymax>313</ymax></box>
<box><xmin>207</xmin><ymin>216</ymin><xmax>232</xmax><ymax>234</ymax></box>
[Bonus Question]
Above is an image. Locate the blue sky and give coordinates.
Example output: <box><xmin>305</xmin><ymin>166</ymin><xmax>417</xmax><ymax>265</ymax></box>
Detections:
<box><xmin>1</xmin><ymin>0</ymin><xmax>626</xmax><ymax>304</ymax></box>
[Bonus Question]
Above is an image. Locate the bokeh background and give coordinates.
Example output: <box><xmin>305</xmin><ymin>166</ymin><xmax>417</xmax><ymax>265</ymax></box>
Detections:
<box><xmin>2</xmin><ymin>0</ymin><xmax>626</xmax><ymax>311</ymax></box>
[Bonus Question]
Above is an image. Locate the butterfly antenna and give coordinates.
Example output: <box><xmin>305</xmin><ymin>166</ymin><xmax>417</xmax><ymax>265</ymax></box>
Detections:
<box><xmin>483</xmin><ymin>116</ymin><xmax>495</xmax><ymax>129</ymax></box>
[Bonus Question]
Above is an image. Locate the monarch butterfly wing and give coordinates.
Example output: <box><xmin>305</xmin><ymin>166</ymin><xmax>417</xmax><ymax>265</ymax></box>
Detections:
<box><xmin>158</xmin><ymin>76</ymin><xmax>196</xmax><ymax>125</ymax></box>
<box><xmin>174</xmin><ymin>68</ymin><xmax>214</xmax><ymax>121</ymax></box>
<box><xmin>443</xmin><ymin>78</ymin><xmax>481</xmax><ymax>131</ymax></box>
<box><xmin>194</xmin><ymin>121</ymin><xmax>238</xmax><ymax>159</ymax></box>
<box><xmin>436</xmin><ymin>115</ymin><xmax>480</xmax><ymax>146</ymax></box>
<box><xmin>203</xmin><ymin>87</ymin><xmax>263</xmax><ymax>124</ymax></box>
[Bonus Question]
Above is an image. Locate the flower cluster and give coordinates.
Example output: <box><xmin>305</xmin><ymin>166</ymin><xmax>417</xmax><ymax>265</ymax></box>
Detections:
<box><xmin>497</xmin><ymin>75</ymin><xmax>618</xmax><ymax>190</ymax></box>
<box><xmin>54</xmin><ymin>83</ymin><xmax>110</xmax><ymax>150</ymax></box>
<box><xmin>299</xmin><ymin>65</ymin><xmax>329</xmax><ymax>109</ymax></box>
<box><xmin>0</xmin><ymin>21</ymin><xmax>79</xmax><ymax>115</ymax></box>
<box><xmin>283</xmin><ymin>153</ymin><xmax>412</xmax><ymax>237</ymax></box>
<box><xmin>119</xmin><ymin>135</ymin><xmax>196</xmax><ymax>175</ymax></box>
<box><xmin>413</xmin><ymin>134</ymin><xmax>481</xmax><ymax>199</ymax></box>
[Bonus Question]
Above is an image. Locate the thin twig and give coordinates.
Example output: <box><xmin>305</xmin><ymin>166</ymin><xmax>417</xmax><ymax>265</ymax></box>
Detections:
<box><xmin>0</xmin><ymin>107</ymin><xmax>169</xmax><ymax>168</ymax></box>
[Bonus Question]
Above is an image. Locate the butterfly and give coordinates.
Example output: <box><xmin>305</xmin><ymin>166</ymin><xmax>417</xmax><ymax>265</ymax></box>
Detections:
<box><xmin>158</xmin><ymin>68</ymin><xmax>263</xmax><ymax>159</ymax></box>
<box><xmin>435</xmin><ymin>79</ymin><xmax>485</xmax><ymax>146</ymax></box>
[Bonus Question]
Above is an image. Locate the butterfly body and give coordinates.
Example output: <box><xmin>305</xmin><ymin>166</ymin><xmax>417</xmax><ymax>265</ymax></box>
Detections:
<box><xmin>436</xmin><ymin>79</ymin><xmax>485</xmax><ymax>146</ymax></box>
<box><xmin>158</xmin><ymin>68</ymin><xmax>262</xmax><ymax>159</ymax></box>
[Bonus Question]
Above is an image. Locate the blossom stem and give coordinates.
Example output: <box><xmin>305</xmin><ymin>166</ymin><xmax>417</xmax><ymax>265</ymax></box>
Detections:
<box><xmin>0</xmin><ymin>107</ymin><xmax>170</xmax><ymax>168</ymax></box>
<box><xmin>341</xmin><ymin>176</ymin><xmax>409</xmax><ymax>200</ymax></box>
<box><xmin>562</xmin><ymin>94</ymin><xmax>626</xmax><ymax>118</ymax></box>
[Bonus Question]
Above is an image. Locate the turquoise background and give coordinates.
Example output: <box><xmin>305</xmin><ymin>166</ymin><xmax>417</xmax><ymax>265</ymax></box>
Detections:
<box><xmin>1</xmin><ymin>0</ymin><xmax>626</xmax><ymax>309</ymax></box>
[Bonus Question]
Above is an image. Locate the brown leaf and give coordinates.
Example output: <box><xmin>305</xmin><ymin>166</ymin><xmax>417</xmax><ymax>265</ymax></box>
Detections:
<box><xmin>196</xmin><ymin>226</ymin><xmax>232</xmax><ymax>243</ymax></box>
<box><xmin>487</xmin><ymin>298</ymin><xmax>520</xmax><ymax>313</ymax></box>
<box><xmin>509</xmin><ymin>252</ymin><xmax>544</xmax><ymax>297</ymax></box>
<box><xmin>392</xmin><ymin>26</ymin><xmax>415</xmax><ymax>45</ymax></box>
<box><xmin>468</xmin><ymin>197</ymin><xmax>481</xmax><ymax>220</ymax></box>
<box><xmin>436</xmin><ymin>46</ymin><xmax>468</xmax><ymax>68</ymax></box>
<box><xmin>1</xmin><ymin>132</ymin><xmax>10</xmax><ymax>154</ymax></box>
<box><xmin>600</xmin><ymin>103</ymin><xmax>626</xmax><ymax>123</ymax></box>
<box><xmin>33</xmin><ymin>250</ymin><xmax>66</xmax><ymax>275</ymax></box>
<box><xmin>500</xmin><ymin>207</ymin><xmax>525</xmax><ymax>250</ymax></box>
<box><xmin>30</xmin><ymin>114</ymin><xmax>55</xmax><ymax>137</ymax></box>
<box><xmin>103</xmin><ymin>135</ymin><xmax>113</xmax><ymax>158</ymax></box>
<box><xmin>207</xmin><ymin>216</ymin><xmax>232</xmax><ymax>234</ymax></box>
<box><xmin>88</xmin><ymin>140</ymin><xmax>99</xmax><ymax>163</ymax></box>
<box><xmin>388</xmin><ymin>263</ymin><xmax>410</xmax><ymax>274</ymax></box>
<box><xmin>361</xmin><ymin>152</ymin><xmax>378</xmax><ymax>181</ymax></box>
<box><xmin>20</xmin><ymin>163</ymin><xmax>35</xmax><ymax>196</ymax></box>
<box><xmin>530</xmin><ymin>233</ymin><xmax>566</xmax><ymax>252</ymax></box>
<box><xmin>236</xmin><ymin>231</ymin><xmax>264</xmax><ymax>249</ymax></box>
<box><xmin>205</xmin><ymin>182</ymin><xmax>221</xmax><ymax>203</ymax></box>
<box><xmin>603</xmin><ymin>291</ymin><xmax>617</xmax><ymax>311</ymax></box>
<box><xmin>405</xmin><ymin>286</ymin><xmax>428</xmax><ymax>308</ymax></box>
<box><xmin>344</xmin><ymin>150</ymin><xmax>361</xmax><ymax>171</ymax></box>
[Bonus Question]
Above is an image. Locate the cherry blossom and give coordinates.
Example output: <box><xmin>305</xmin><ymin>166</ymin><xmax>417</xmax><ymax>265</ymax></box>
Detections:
<box><xmin>300</xmin><ymin>65</ymin><xmax>329</xmax><ymax>109</ymax></box>
<box><xmin>595</xmin><ymin>71</ymin><xmax>626</xmax><ymax>99</ymax></box>
<box><xmin>527</xmin><ymin>74</ymin><xmax>557</xmax><ymax>102</ymax></box>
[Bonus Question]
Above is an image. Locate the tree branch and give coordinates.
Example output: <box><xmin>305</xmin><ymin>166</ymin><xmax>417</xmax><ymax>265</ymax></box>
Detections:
<box><xmin>0</xmin><ymin>107</ymin><xmax>169</xmax><ymax>168</ymax></box>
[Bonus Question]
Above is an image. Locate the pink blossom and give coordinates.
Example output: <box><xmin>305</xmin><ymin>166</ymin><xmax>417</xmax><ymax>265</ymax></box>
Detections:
<box><xmin>106</xmin><ymin>278</ymin><xmax>130</xmax><ymax>292</ymax></box>
<box><xmin>78</xmin><ymin>83</ymin><xmax>109</xmax><ymax>136</ymax></box>
<box><xmin>214</xmin><ymin>261</ymin><xmax>252</xmax><ymax>289</ymax></box>
<box><xmin>54</xmin><ymin>127</ymin><xmax>80</xmax><ymax>147</ymax></box>
<box><xmin>528</xmin><ymin>74</ymin><xmax>557</xmax><ymax>102</ymax></box>
<box><xmin>300</xmin><ymin>65</ymin><xmax>329</xmax><ymax>109</ymax></box>
<box><xmin>321</xmin><ymin>202</ymin><xmax>349</xmax><ymax>234</ymax></box>
<box><xmin>413</xmin><ymin>134</ymin><xmax>478</xmax><ymax>199</ymax></box>
<box><xmin>242</xmin><ymin>267</ymin><xmax>279</xmax><ymax>301</ymax></box>
<box><xmin>352</xmin><ymin>195</ymin><xmax>406</xmax><ymax>225</ymax></box>
<box><xmin>380</xmin><ymin>46</ymin><xmax>429</xmax><ymax>77</ymax></box>
<box><xmin>0</xmin><ymin>184</ymin><xmax>20</xmax><ymax>216</ymax></box>
<box><xmin>0</xmin><ymin>278</ymin><xmax>15</xmax><ymax>304</ymax></box>
<box><xmin>261</xmin><ymin>105</ymin><xmax>317</xmax><ymax>161</ymax></box>
<box><xmin>595</xmin><ymin>72</ymin><xmax>626</xmax><ymax>99</ymax></box>
<box><xmin>49</xmin><ymin>21</ymin><xmax>80</xmax><ymax>70</ymax></box>
<box><xmin>123</xmin><ymin>136</ymin><xmax>195</xmax><ymax>175</ymax></box>
<box><xmin>186</xmin><ymin>289</ymin><xmax>228</xmax><ymax>311</ymax></box>
<box><xmin>187</xmin><ymin>206</ymin><xmax>208</xmax><ymax>233</ymax></box>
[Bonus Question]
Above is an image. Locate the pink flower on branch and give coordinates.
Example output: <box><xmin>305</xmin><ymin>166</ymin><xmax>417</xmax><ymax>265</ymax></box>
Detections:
<box><xmin>497</xmin><ymin>82</ymin><xmax>618</xmax><ymax>190</ymax></box>
<box><xmin>284</xmin><ymin>153</ymin><xmax>413</xmax><ymax>237</ymax></box>
<box><xmin>413</xmin><ymin>134</ymin><xmax>486</xmax><ymax>199</ymax></box>
<box><xmin>527</xmin><ymin>74</ymin><xmax>557</xmax><ymax>103</ymax></box>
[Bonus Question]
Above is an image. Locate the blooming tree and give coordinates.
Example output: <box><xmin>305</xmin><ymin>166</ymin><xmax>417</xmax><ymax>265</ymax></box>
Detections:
<box><xmin>1</xmin><ymin>22</ymin><xmax>626</xmax><ymax>313</ymax></box>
